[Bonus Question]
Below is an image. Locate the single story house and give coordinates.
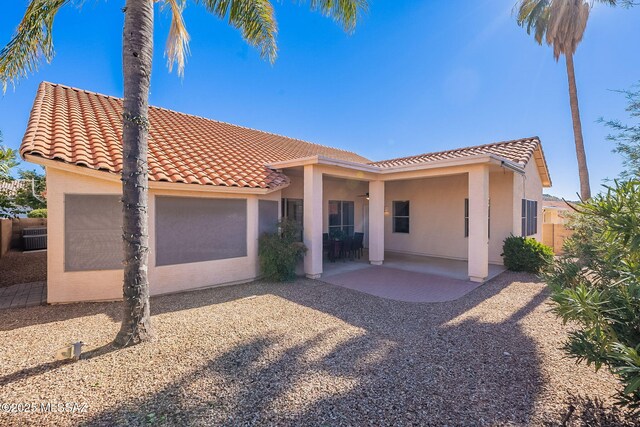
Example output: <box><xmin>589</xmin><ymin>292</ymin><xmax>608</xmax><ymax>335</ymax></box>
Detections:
<box><xmin>20</xmin><ymin>82</ymin><xmax>552</xmax><ymax>303</ymax></box>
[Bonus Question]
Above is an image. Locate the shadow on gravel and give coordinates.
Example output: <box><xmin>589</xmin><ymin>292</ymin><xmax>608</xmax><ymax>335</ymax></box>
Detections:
<box><xmin>546</xmin><ymin>395</ymin><xmax>636</xmax><ymax>427</ymax></box>
<box><xmin>81</xmin><ymin>272</ymin><xmax>560</xmax><ymax>426</ymax></box>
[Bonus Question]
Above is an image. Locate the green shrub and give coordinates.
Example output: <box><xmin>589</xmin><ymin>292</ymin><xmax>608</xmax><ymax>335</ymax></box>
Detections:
<box><xmin>27</xmin><ymin>208</ymin><xmax>47</xmax><ymax>218</ymax></box>
<box><xmin>545</xmin><ymin>180</ymin><xmax>640</xmax><ymax>416</ymax></box>
<box><xmin>501</xmin><ymin>235</ymin><xmax>553</xmax><ymax>273</ymax></box>
<box><xmin>258</xmin><ymin>218</ymin><xmax>307</xmax><ymax>282</ymax></box>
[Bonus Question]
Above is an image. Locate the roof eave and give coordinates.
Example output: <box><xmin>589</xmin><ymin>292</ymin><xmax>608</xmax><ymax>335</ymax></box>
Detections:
<box><xmin>24</xmin><ymin>154</ymin><xmax>287</xmax><ymax>195</ymax></box>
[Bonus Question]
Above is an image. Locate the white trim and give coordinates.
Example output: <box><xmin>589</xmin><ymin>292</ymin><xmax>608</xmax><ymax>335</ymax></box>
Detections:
<box><xmin>269</xmin><ymin>153</ymin><xmax>526</xmax><ymax>177</ymax></box>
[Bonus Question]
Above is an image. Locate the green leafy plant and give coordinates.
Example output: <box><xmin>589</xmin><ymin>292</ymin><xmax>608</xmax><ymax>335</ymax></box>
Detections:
<box><xmin>544</xmin><ymin>180</ymin><xmax>640</xmax><ymax>416</ymax></box>
<box><xmin>27</xmin><ymin>208</ymin><xmax>47</xmax><ymax>218</ymax></box>
<box><xmin>259</xmin><ymin>218</ymin><xmax>307</xmax><ymax>282</ymax></box>
<box><xmin>501</xmin><ymin>235</ymin><xmax>554</xmax><ymax>273</ymax></box>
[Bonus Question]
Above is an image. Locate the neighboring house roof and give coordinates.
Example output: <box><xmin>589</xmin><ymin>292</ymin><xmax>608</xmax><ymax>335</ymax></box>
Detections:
<box><xmin>369</xmin><ymin>137</ymin><xmax>552</xmax><ymax>186</ymax></box>
<box><xmin>20</xmin><ymin>82</ymin><xmax>552</xmax><ymax>190</ymax></box>
<box><xmin>20</xmin><ymin>82</ymin><xmax>369</xmax><ymax>189</ymax></box>
<box><xmin>0</xmin><ymin>180</ymin><xmax>30</xmax><ymax>198</ymax></box>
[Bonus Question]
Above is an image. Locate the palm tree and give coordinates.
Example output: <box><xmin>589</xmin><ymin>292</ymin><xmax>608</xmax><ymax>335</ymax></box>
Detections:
<box><xmin>515</xmin><ymin>0</ymin><xmax>630</xmax><ymax>200</ymax></box>
<box><xmin>0</xmin><ymin>0</ymin><xmax>367</xmax><ymax>346</ymax></box>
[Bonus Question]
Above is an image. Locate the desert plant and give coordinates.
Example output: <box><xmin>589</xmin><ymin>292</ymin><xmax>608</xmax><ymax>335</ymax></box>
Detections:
<box><xmin>502</xmin><ymin>235</ymin><xmax>554</xmax><ymax>273</ymax></box>
<box><xmin>27</xmin><ymin>208</ymin><xmax>47</xmax><ymax>218</ymax></box>
<box><xmin>544</xmin><ymin>180</ymin><xmax>640</xmax><ymax>416</ymax></box>
<box><xmin>259</xmin><ymin>218</ymin><xmax>307</xmax><ymax>282</ymax></box>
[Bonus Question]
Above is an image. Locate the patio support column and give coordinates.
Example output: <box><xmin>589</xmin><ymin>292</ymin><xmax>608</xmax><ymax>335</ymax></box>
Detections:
<box><xmin>368</xmin><ymin>180</ymin><xmax>385</xmax><ymax>265</ymax></box>
<box><xmin>468</xmin><ymin>165</ymin><xmax>489</xmax><ymax>282</ymax></box>
<box><xmin>303</xmin><ymin>165</ymin><xmax>323</xmax><ymax>279</ymax></box>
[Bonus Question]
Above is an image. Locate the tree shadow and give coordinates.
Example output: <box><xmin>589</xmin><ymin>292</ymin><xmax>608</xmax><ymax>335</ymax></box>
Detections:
<box><xmin>79</xmin><ymin>273</ymin><xmax>559</xmax><ymax>426</ymax></box>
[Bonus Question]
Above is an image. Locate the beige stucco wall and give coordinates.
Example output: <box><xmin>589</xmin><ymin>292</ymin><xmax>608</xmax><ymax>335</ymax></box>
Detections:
<box><xmin>46</xmin><ymin>167</ymin><xmax>268</xmax><ymax>303</ymax></box>
<box><xmin>512</xmin><ymin>158</ymin><xmax>544</xmax><ymax>241</ymax></box>
<box><xmin>383</xmin><ymin>171</ymin><xmax>513</xmax><ymax>265</ymax></box>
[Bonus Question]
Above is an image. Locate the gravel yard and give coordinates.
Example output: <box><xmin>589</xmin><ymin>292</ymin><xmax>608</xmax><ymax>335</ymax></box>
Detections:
<box><xmin>0</xmin><ymin>250</ymin><xmax>47</xmax><ymax>289</ymax></box>
<box><xmin>0</xmin><ymin>272</ymin><xmax>630</xmax><ymax>426</ymax></box>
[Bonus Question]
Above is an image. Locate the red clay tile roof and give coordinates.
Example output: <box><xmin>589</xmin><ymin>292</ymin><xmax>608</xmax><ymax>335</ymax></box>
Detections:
<box><xmin>369</xmin><ymin>136</ymin><xmax>552</xmax><ymax>186</ymax></box>
<box><xmin>0</xmin><ymin>180</ymin><xmax>29</xmax><ymax>198</ymax></box>
<box><xmin>20</xmin><ymin>82</ymin><xmax>370</xmax><ymax>189</ymax></box>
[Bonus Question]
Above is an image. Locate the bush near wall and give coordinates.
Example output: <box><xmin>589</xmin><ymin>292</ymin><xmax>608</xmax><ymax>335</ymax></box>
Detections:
<box><xmin>501</xmin><ymin>235</ymin><xmax>554</xmax><ymax>273</ymax></box>
<box><xmin>27</xmin><ymin>209</ymin><xmax>47</xmax><ymax>218</ymax></box>
<box><xmin>259</xmin><ymin>219</ymin><xmax>307</xmax><ymax>282</ymax></box>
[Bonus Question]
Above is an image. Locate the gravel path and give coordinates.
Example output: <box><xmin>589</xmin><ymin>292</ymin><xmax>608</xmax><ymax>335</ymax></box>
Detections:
<box><xmin>0</xmin><ymin>272</ymin><xmax>630</xmax><ymax>426</ymax></box>
<box><xmin>0</xmin><ymin>250</ymin><xmax>47</xmax><ymax>289</ymax></box>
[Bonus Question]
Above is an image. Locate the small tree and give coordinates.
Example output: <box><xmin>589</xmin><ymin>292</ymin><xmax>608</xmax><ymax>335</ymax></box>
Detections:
<box><xmin>259</xmin><ymin>219</ymin><xmax>306</xmax><ymax>282</ymax></box>
<box><xmin>545</xmin><ymin>180</ymin><xmax>640</xmax><ymax>415</ymax></box>
<box><xmin>14</xmin><ymin>169</ymin><xmax>46</xmax><ymax>211</ymax></box>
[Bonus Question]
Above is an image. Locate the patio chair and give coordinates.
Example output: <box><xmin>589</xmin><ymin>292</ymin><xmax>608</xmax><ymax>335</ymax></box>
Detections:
<box><xmin>353</xmin><ymin>232</ymin><xmax>364</xmax><ymax>259</ymax></box>
<box><xmin>341</xmin><ymin>237</ymin><xmax>354</xmax><ymax>262</ymax></box>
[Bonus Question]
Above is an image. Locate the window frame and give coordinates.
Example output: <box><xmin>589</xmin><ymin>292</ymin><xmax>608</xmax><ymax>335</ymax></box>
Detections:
<box><xmin>328</xmin><ymin>200</ymin><xmax>355</xmax><ymax>237</ymax></box>
<box><xmin>392</xmin><ymin>200</ymin><xmax>410</xmax><ymax>234</ymax></box>
<box><xmin>521</xmin><ymin>199</ymin><xmax>538</xmax><ymax>236</ymax></box>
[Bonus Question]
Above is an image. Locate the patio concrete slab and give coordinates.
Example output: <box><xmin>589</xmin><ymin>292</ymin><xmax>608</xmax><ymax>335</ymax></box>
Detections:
<box><xmin>0</xmin><ymin>281</ymin><xmax>46</xmax><ymax>310</ymax></box>
<box><xmin>320</xmin><ymin>265</ymin><xmax>484</xmax><ymax>302</ymax></box>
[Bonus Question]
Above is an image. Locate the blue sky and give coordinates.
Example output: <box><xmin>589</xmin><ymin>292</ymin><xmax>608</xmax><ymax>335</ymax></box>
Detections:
<box><xmin>1</xmin><ymin>0</ymin><xmax>638</xmax><ymax>198</ymax></box>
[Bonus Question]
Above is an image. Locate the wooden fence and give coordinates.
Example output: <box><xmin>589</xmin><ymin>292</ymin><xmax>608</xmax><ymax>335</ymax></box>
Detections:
<box><xmin>542</xmin><ymin>223</ymin><xmax>573</xmax><ymax>255</ymax></box>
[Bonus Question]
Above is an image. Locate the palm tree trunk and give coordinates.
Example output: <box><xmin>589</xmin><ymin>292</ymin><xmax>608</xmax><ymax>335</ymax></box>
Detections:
<box><xmin>115</xmin><ymin>0</ymin><xmax>154</xmax><ymax>346</ymax></box>
<box><xmin>565</xmin><ymin>53</ymin><xmax>591</xmax><ymax>201</ymax></box>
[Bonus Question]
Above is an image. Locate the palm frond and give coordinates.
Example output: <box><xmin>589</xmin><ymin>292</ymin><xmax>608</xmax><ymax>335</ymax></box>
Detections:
<box><xmin>161</xmin><ymin>0</ymin><xmax>190</xmax><ymax>76</ymax></box>
<box><xmin>515</xmin><ymin>0</ymin><xmax>628</xmax><ymax>60</ymax></box>
<box><xmin>547</xmin><ymin>0</ymin><xmax>590</xmax><ymax>59</ymax></box>
<box><xmin>0</xmin><ymin>0</ymin><xmax>70</xmax><ymax>92</ymax></box>
<box><xmin>196</xmin><ymin>0</ymin><xmax>278</xmax><ymax>62</ymax></box>
<box><xmin>300</xmin><ymin>0</ymin><xmax>368</xmax><ymax>33</ymax></box>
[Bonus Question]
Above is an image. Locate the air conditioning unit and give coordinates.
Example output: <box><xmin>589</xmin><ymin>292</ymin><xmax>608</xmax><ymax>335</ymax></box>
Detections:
<box><xmin>22</xmin><ymin>227</ymin><xmax>47</xmax><ymax>236</ymax></box>
<box><xmin>23</xmin><ymin>227</ymin><xmax>47</xmax><ymax>251</ymax></box>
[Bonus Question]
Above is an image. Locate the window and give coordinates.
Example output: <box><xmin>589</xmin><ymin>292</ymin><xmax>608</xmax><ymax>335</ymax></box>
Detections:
<box><xmin>328</xmin><ymin>200</ymin><xmax>355</xmax><ymax>237</ymax></box>
<box><xmin>259</xmin><ymin>200</ymin><xmax>279</xmax><ymax>237</ymax></box>
<box><xmin>522</xmin><ymin>199</ymin><xmax>538</xmax><ymax>236</ymax></box>
<box><xmin>282</xmin><ymin>198</ymin><xmax>303</xmax><ymax>241</ymax></box>
<box><xmin>65</xmin><ymin>194</ymin><xmax>122</xmax><ymax>271</ymax></box>
<box><xmin>155</xmin><ymin>196</ymin><xmax>247</xmax><ymax>266</ymax></box>
<box><xmin>464</xmin><ymin>198</ymin><xmax>490</xmax><ymax>238</ymax></box>
<box><xmin>393</xmin><ymin>201</ymin><xmax>410</xmax><ymax>233</ymax></box>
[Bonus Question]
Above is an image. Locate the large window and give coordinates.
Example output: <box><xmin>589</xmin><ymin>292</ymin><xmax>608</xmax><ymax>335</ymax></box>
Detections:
<box><xmin>522</xmin><ymin>199</ymin><xmax>538</xmax><ymax>236</ymax></box>
<box><xmin>155</xmin><ymin>196</ymin><xmax>247</xmax><ymax>266</ymax></box>
<box><xmin>393</xmin><ymin>201</ymin><xmax>410</xmax><ymax>233</ymax></box>
<box><xmin>65</xmin><ymin>194</ymin><xmax>122</xmax><ymax>271</ymax></box>
<box><xmin>329</xmin><ymin>200</ymin><xmax>354</xmax><ymax>237</ymax></box>
<box><xmin>464</xmin><ymin>198</ymin><xmax>491</xmax><ymax>238</ymax></box>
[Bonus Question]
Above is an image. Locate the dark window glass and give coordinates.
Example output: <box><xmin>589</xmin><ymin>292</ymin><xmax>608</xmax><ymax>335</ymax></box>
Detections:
<box><xmin>328</xmin><ymin>200</ymin><xmax>354</xmax><ymax>236</ymax></box>
<box><xmin>521</xmin><ymin>199</ymin><xmax>538</xmax><ymax>236</ymax></box>
<box><xmin>393</xmin><ymin>201</ymin><xmax>410</xmax><ymax>233</ymax></box>
<box><xmin>259</xmin><ymin>200</ymin><xmax>279</xmax><ymax>237</ymax></box>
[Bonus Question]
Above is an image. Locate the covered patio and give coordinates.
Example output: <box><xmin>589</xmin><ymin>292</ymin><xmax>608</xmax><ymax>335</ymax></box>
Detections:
<box><xmin>321</xmin><ymin>251</ymin><xmax>506</xmax><ymax>302</ymax></box>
